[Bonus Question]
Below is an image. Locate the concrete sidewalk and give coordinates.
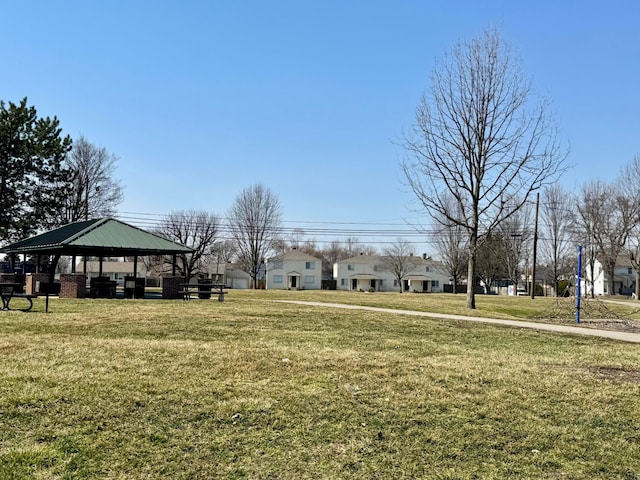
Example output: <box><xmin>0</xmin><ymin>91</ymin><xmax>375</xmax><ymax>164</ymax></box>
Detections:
<box><xmin>277</xmin><ymin>300</ymin><xmax>640</xmax><ymax>344</ymax></box>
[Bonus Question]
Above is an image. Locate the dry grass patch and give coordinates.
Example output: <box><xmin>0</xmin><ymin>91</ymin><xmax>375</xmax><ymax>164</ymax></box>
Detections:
<box><xmin>0</xmin><ymin>293</ymin><xmax>639</xmax><ymax>478</ymax></box>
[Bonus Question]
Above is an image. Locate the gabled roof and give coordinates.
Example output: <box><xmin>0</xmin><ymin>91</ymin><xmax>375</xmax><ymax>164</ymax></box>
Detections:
<box><xmin>268</xmin><ymin>249</ymin><xmax>322</xmax><ymax>262</ymax></box>
<box><xmin>0</xmin><ymin>218</ymin><xmax>193</xmax><ymax>256</ymax></box>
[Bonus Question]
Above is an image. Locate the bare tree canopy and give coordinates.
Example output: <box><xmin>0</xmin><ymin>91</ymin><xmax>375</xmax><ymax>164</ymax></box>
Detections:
<box><xmin>577</xmin><ymin>180</ymin><xmax>637</xmax><ymax>297</ymax></box>
<box><xmin>540</xmin><ymin>184</ymin><xmax>574</xmax><ymax>296</ymax></box>
<box><xmin>432</xmin><ymin>195</ymin><xmax>467</xmax><ymax>294</ymax></box>
<box><xmin>228</xmin><ymin>184</ymin><xmax>283</xmax><ymax>289</ymax></box>
<box><xmin>380</xmin><ymin>238</ymin><xmax>420</xmax><ymax>293</ymax></box>
<box><xmin>402</xmin><ymin>27</ymin><xmax>568</xmax><ymax>308</ymax></box>
<box><xmin>156</xmin><ymin>209</ymin><xmax>220</xmax><ymax>280</ymax></box>
<box><xmin>496</xmin><ymin>197</ymin><xmax>532</xmax><ymax>290</ymax></box>
<box><xmin>620</xmin><ymin>154</ymin><xmax>640</xmax><ymax>299</ymax></box>
<box><xmin>58</xmin><ymin>135</ymin><xmax>124</xmax><ymax>223</ymax></box>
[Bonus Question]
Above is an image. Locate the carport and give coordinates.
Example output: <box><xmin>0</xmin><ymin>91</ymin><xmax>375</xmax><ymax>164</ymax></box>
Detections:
<box><xmin>0</xmin><ymin>217</ymin><xmax>193</xmax><ymax>298</ymax></box>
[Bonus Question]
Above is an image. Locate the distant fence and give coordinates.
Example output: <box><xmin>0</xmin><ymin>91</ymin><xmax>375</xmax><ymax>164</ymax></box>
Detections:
<box><xmin>322</xmin><ymin>280</ymin><xmax>337</xmax><ymax>290</ymax></box>
<box><xmin>443</xmin><ymin>285</ymin><xmax>484</xmax><ymax>294</ymax></box>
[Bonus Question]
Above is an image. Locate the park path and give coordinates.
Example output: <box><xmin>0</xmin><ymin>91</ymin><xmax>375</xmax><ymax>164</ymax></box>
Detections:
<box><xmin>276</xmin><ymin>300</ymin><xmax>640</xmax><ymax>344</ymax></box>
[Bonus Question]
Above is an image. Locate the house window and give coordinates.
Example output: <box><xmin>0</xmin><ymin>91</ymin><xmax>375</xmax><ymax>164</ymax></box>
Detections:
<box><xmin>341</xmin><ymin>278</ymin><xmax>346</xmax><ymax>286</ymax></box>
<box><xmin>425</xmin><ymin>266</ymin><xmax>431</xmax><ymax>272</ymax></box>
<box><xmin>432</xmin><ymin>280</ymin><xmax>439</xmax><ymax>287</ymax></box>
<box><xmin>273</xmin><ymin>275</ymin><xmax>283</xmax><ymax>284</ymax></box>
<box><xmin>629</xmin><ymin>268</ymin><xmax>633</xmax><ymax>275</ymax></box>
<box><xmin>305</xmin><ymin>276</ymin><xmax>315</xmax><ymax>285</ymax></box>
<box><xmin>272</xmin><ymin>261</ymin><xmax>283</xmax><ymax>270</ymax></box>
<box><xmin>305</xmin><ymin>262</ymin><xmax>315</xmax><ymax>270</ymax></box>
<box><xmin>347</xmin><ymin>264</ymin><xmax>354</xmax><ymax>271</ymax></box>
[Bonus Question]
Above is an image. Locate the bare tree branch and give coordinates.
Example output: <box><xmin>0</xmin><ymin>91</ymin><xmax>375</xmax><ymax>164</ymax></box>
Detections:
<box><xmin>402</xmin><ymin>27</ymin><xmax>568</xmax><ymax>308</ymax></box>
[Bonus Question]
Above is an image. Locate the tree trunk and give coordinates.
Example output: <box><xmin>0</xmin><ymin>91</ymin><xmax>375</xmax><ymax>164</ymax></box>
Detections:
<box><xmin>466</xmin><ymin>239</ymin><xmax>477</xmax><ymax>309</ymax></box>
<box><xmin>607</xmin><ymin>263</ymin><xmax>616</xmax><ymax>296</ymax></box>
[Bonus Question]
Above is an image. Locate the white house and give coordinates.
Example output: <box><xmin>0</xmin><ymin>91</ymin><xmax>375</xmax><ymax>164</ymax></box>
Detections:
<box><xmin>78</xmin><ymin>260</ymin><xmax>147</xmax><ymax>285</ymax></box>
<box><xmin>201</xmin><ymin>263</ymin><xmax>251</xmax><ymax>289</ymax></box>
<box><xmin>334</xmin><ymin>254</ymin><xmax>449</xmax><ymax>292</ymax></box>
<box><xmin>585</xmin><ymin>255</ymin><xmax>636</xmax><ymax>296</ymax></box>
<box><xmin>266</xmin><ymin>250</ymin><xmax>323</xmax><ymax>290</ymax></box>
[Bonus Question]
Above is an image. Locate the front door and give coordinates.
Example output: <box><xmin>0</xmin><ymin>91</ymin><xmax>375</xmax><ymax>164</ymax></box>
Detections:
<box><xmin>290</xmin><ymin>276</ymin><xmax>297</xmax><ymax>288</ymax></box>
<box><xmin>352</xmin><ymin>279</ymin><xmax>358</xmax><ymax>290</ymax></box>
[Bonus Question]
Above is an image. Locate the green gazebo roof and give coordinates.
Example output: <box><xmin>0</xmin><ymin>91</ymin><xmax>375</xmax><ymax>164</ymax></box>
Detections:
<box><xmin>0</xmin><ymin>218</ymin><xmax>193</xmax><ymax>257</ymax></box>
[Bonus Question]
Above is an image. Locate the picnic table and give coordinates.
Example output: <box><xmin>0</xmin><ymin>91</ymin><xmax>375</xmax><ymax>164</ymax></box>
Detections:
<box><xmin>1</xmin><ymin>282</ymin><xmax>38</xmax><ymax>311</ymax></box>
<box><xmin>89</xmin><ymin>278</ymin><xmax>117</xmax><ymax>298</ymax></box>
<box><xmin>178</xmin><ymin>283</ymin><xmax>227</xmax><ymax>302</ymax></box>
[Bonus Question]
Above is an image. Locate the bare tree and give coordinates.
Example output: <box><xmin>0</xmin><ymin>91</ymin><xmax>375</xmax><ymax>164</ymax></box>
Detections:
<box><xmin>575</xmin><ymin>184</ymin><xmax>602</xmax><ymax>298</ymax></box>
<box><xmin>228</xmin><ymin>184</ymin><xmax>283</xmax><ymax>289</ymax></box>
<box><xmin>322</xmin><ymin>240</ymin><xmax>351</xmax><ymax>279</ymax></box>
<box><xmin>433</xmin><ymin>196</ymin><xmax>468</xmax><ymax>293</ymax></box>
<box><xmin>476</xmin><ymin>234</ymin><xmax>509</xmax><ymax>294</ymax></box>
<box><xmin>288</xmin><ymin>228</ymin><xmax>306</xmax><ymax>250</ymax></box>
<box><xmin>402</xmin><ymin>28</ymin><xmax>567</xmax><ymax>308</ymax></box>
<box><xmin>343</xmin><ymin>237</ymin><xmax>371</xmax><ymax>257</ymax></box>
<box><xmin>156</xmin><ymin>210</ymin><xmax>220</xmax><ymax>280</ymax></box>
<box><xmin>59</xmin><ymin>135</ymin><xmax>123</xmax><ymax>223</ymax></box>
<box><xmin>380</xmin><ymin>238</ymin><xmax>420</xmax><ymax>293</ymax></box>
<box><xmin>617</xmin><ymin>154</ymin><xmax>640</xmax><ymax>299</ymax></box>
<box><xmin>540</xmin><ymin>184</ymin><xmax>574</xmax><ymax>296</ymax></box>
<box><xmin>496</xmin><ymin>198</ymin><xmax>532</xmax><ymax>292</ymax></box>
<box><xmin>577</xmin><ymin>180</ymin><xmax>636</xmax><ymax>296</ymax></box>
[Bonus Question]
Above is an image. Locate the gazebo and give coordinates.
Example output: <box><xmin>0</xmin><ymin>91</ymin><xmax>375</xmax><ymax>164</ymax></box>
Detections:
<box><xmin>0</xmin><ymin>218</ymin><xmax>193</xmax><ymax>298</ymax></box>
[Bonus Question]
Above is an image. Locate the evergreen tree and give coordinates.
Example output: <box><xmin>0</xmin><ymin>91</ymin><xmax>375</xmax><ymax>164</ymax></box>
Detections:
<box><xmin>0</xmin><ymin>98</ymin><xmax>72</xmax><ymax>242</ymax></box>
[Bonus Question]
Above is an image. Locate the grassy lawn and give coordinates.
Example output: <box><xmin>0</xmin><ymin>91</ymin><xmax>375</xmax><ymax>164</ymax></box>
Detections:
<box><xmin>1</xmin><ymin>291</ymin><xmax>639</xmax><ymax>479</ymax></box>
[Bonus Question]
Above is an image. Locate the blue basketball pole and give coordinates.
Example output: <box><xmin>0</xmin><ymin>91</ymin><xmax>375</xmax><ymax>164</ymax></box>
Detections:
<box><xmin>576</xmin><ymin>245</ymin><xmax>582</xmax><ymax>323</ymax></box>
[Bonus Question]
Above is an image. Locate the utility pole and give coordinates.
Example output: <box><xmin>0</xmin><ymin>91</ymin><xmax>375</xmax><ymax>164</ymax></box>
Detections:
<box><xmin>531</xmin><ymin>192</ymin><xmax>540</xmax><ymax>299</ymax></box>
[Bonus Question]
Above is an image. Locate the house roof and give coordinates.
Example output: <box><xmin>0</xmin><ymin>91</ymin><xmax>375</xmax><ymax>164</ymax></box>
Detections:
<box><xmin>0</xmin><ymin>218</ymin><xmax>193</xmax><ymax>257</ymax></box>
<box><xmin>268</xmin><ymin>249</ymin><xmax>322</xmax><ymax>262</ymax></box>
<box><xmin>342</xmin><ymin>254</ymin><xmax>380</xmax><ymax>264</ymax></box>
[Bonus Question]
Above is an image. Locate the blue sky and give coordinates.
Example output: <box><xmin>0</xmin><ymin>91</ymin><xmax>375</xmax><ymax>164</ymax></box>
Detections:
<box><xmin>3</xmin><ymin>1</ymin><xmax>638</xmax><ymax>253</ymax></box>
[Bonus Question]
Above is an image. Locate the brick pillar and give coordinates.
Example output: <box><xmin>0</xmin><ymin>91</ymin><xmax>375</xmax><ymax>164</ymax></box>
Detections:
<box><xmin>60</xmin><ymin>274</ymin><xmax>87</xmax><ymax>298</ymax></box>
<box><xmin>162</xmin><ymin>276</ymin><xmax>182</xmax><ymax>299</ymax></box>
<box><xmin>26</xmin><ymin>273</ymin><xmax>50</xmax><ymax>295</ymax></box>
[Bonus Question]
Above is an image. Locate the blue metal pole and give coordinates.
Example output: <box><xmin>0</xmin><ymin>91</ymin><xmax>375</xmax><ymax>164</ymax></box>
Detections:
<box><xmin>576</xmin><ymin>245</ymin><xmax>582</xmax><ymax>323</ymax></box>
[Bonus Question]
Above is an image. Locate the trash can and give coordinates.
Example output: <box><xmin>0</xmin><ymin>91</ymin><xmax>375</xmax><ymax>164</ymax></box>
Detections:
<box><xmin>197</xmin><ymin>278</ymin><xmax>212</xmax><ymax>299</ymax></box>
<box><xmin>124</xmin><ymin>276</ymin><xmax>136</xmax><ymax>299</ymax></box>
<box><xmin>125</xmin><ymin>276</ymin><xmax>145</xmax><ymax>299</ymax></box>
<box><xmin>134</xmin><ymin>278</ymin><xmax>145</xmax><ymax>299</ymax></box>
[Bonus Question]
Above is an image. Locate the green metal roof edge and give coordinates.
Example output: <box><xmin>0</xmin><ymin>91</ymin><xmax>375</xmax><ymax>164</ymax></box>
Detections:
<box><xmin>0</xmin><ymin>217</ymin><xmax>193</xmax><ymax>254</ymax></box>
